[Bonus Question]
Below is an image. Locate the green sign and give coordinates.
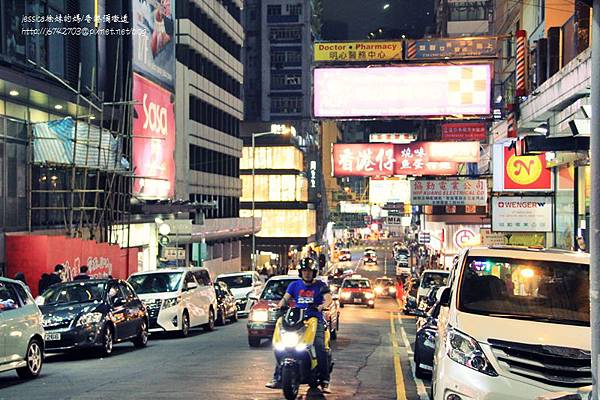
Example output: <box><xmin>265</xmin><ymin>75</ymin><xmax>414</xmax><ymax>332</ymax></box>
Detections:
<box><xmin>159</xmin><ymin>235</ymin><xmax>170</xmax><ymax>246</ymax></box>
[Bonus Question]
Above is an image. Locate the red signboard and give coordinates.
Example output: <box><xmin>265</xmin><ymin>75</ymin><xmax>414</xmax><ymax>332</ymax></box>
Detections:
<box><xmin>332</xmin><ymin>142</ymin><xmax>479</xmax><ymax>177</ymax></box>
<box><xmin>441</xmin><ymin>123</ymin><xmax>487</xmax><ymax>141</ymax></box>
<box><xmin>6</xmin><ymin>234</ymin><xmax>139</xmax><ymax>297</ymax></box>
<box><xmin>503</xmin><ymin>147</ymin><xmax>552</xmax><ymax>191</ymax></box>
<box><xmin>132</xmin><ymin>73</ymin><xmax>176</xmax><ymax>199</ymax></box>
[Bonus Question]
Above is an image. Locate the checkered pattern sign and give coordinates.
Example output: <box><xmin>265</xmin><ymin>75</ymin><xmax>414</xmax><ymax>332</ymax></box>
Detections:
<box><xmin>447</xmin><ymin>66</ymin><xmax>489</xmax><ymax>109</ymax></box>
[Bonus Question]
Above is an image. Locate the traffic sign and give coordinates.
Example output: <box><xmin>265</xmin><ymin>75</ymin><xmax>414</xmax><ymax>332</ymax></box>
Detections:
<box><xmin>418</xmin><ymin>232</ymin><xmax>431</xmax><ymax>244</ymax></box>
<box><xmin>159</xmin><ymin>235</ymin><xmax>170</xmax><ymax>246</ymax></box>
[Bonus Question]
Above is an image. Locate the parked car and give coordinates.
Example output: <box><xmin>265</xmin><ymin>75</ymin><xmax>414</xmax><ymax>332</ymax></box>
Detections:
<box><xmin>433</xmin><ymin>247</ymin><xmax>591</xmax><ymax>400</ymax></box>
<box><xmin>128</xmin><ymin>267</ymin><xmax>217</xmax><ymax>337</ymax></box>
<box><xmin>0</xmin><ymin>278</ymin><xmax>45</xmax><ymax>378</ymax></box>
<box><xmin>247</xmin><ymin>275</ymin><xmax>299</xmax><ymax>347</ymax></box>
<box><xmin>414</xmin><ymin>288</ymin><xmax>446</xmax><ymax>379</ymax></box>
<box><xmin>38</xmin><ymin>279</ymin><xmax>148</xmax><ymax>356</ymax></box>
<box><xmin>416</xmin><ymin>269</ymin><xmax>449</xmax><ymax>306</ymax></box>
<box><xmin>339</xmin><ymin>276</ymin><xmax>375</xmax><ymax>308</ymax></box>
<box><xmin>216</xmin><ymin>272</ymin><xmax>263</xmax><ymax>317</ymax></box>
<box><xmin>214</xmin><ymin>281</ymin><xmax>238</xmax><ymax>326</ymax></box>
<box><xmin>374</xmin><ymin>276</ymin><xmax>396</xmax><ymax>298</ymax></box>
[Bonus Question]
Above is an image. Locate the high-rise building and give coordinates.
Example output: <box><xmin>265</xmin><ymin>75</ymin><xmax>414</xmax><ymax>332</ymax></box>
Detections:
<box><xmin>434</xmin><ymin>0</ymin><xmax>492</xmax><ymax>37</ymax></box>
<box><xmin>175</xmin><ymin>0</ymin><xmax>253</xmax><ymax>275</ymax></box>
<box><xmin>241</xmin><ymin>0</ymin><xmax>320</xmax><ymax>269</ymax></box>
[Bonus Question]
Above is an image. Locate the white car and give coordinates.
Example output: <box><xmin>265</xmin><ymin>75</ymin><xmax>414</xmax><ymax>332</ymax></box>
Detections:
<box><xmin>0</xmin><ymin>278</ymin><xmax>45</xmax><ymax>378</ymax></box>
<box><xmin>216</xmin><ymin>272</ymin><xmax>263</xmax><ymax>317</ymax></box>
<box><xmin>416</xmin><ymin>269</ymin><xmax>449</xmax><ymax>306</ymax></box>
<box><xmin>432</xmin><ymin>246</ymin><xmax>591</xmax><ymax>400</ymax></box>
<box><xmin>128</xmin><ymin>268</ymin><xmax>218</xmax><ymax>337</ymax></box>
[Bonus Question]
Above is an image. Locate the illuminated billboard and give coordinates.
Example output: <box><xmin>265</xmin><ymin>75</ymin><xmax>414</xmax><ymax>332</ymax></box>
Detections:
<box><xmin>132</xmin><ymin>73</ymin><xmax>175</xmax><ymax>199</ymax></box>
<box><xmin>241</xmin><ymin>146</ymin><xmax>303</xmax><ymax>171</ymax></box>
<box><xmin>240</xmin><ymin>209</ymin><xmax>316</xmax><ymax>238</ymax></box>
<box><xmin>241</xmin><ymin>175</ymin><xmax>308</xmax><ymax>202</ymax></box>
<box><xmin>332</xmin><ymin>142</ymin><xmax>479</xmax><ymax>177</ymax></box>
<box><xmin>369</xmin><ymin>178</ymin><xmax>411</xmax><ymax>204</ymax></box>
<box><xmin>314</xmin><ymin>64</ymin><xmax>492</xmax><ymax>118</ymax></box>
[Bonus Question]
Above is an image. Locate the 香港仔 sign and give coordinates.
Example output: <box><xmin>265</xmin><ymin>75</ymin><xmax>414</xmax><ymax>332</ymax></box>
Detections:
<box><xmin>332</xmin><ymin>142</ymin><xmax>479</xmax><ymax>177</ymax></box>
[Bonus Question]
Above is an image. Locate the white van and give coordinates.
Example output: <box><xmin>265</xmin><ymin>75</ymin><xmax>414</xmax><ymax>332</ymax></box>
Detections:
<box><xmin>432</xmin><ymin>247</ymin><xmax>591</xmax><ymax>400</ymax></box>
<box><xmin>216</xmin><ymin>272</ymin><xmax>263</xmax><ymax>317</ymax></box>
<box><xmin>416</xmin><ymin>269</ymin><xmax>449</xmax><ymax>306</ymax></box>
<box><xmin>128</xmin><ymin>268</ymin><xmax>217</xmax><ymax>337</ymax></box>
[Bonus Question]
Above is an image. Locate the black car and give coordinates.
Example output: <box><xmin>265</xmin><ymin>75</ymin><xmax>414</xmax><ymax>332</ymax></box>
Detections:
<box><xmin>39</xmin><ymin>279</ymin><xmax>148</xmax><ymax>356</ymax></box>
<box><xmin>215</xmin><ymin>281</ymin><xmax>238</xmax><ymax>326</ymax></box>
<box><xmin>414</xmin><ymin>301</ymin><xmax>441</xmax><ymax>378</ymax></box>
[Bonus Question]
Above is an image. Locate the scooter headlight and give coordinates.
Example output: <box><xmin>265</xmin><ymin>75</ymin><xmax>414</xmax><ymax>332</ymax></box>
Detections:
<box><xmin>281</xmin><ymin>331</ymin><xmax>300</xmax><ymax>348</ymax></box>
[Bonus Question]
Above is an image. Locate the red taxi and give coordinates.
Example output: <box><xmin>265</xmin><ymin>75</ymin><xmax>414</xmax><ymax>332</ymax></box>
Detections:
<box><xmin>339</xmin><ymin>276</ymin><xmax>375</xmax><ymax>308</ymax></box>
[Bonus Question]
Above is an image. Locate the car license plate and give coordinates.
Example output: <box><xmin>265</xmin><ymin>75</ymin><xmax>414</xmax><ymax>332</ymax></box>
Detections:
<box><xmin>45</xmin><ymin>333</ymin><xmax>61</xmax><ymax>341</ymax></box>
<box><xmin>252</xmin><ymin>323</ymin><xmax>265</xmax><ymax>330</ymax></box>
<box><xmin>353</xmin><ymin>298</ymin><xmax>362</xmax><ymax>303</ymax></box>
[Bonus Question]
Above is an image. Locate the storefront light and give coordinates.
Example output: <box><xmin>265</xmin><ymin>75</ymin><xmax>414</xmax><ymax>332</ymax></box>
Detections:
<box><xmin>9</xmin><ymin>90</ymin><xmax>19</xmax><ymax>96</ymax></box>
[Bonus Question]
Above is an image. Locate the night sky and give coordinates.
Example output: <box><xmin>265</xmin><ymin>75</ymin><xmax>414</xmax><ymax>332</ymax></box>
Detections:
<box><xmin>321</xmin><ymin>0</ymin><xmax>436</xmax><ymax>40</ymax></box>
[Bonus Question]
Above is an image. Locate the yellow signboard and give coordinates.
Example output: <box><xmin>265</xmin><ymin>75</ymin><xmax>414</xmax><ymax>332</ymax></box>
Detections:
<box><xmin>314</xmin><ymin>41</ymin><xmax>403</xmax><ymax>62</ymax></box>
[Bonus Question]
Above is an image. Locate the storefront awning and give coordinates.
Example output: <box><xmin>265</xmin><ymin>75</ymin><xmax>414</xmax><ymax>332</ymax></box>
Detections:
<box><xmin>512</xmin><ymin>135</ymin><xmax>590</xmax><ymax>156</ymax></box>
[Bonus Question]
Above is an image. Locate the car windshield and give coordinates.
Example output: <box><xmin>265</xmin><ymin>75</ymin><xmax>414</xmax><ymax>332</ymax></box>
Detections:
<box><xmin>343</xmin><ymin>280</ymin><xmax>370</xmax><ymax>289</ymax></box>
<box><xmin>376</xmin><ymin>279</ymin><xmax>393</xmax><ymax>286</ymax></box>
<box><xmin>459</xmin><ymin>256</ymin><xmax>590</xmax><ymax>326</ymax></box>
<box><xmin>421</xmin><ymin>272</ymin><xmax>449</xmax><ymax>289</ymax></box>
<box><xmin>261</xmin><ymin>279</ymin><xmax>298</xmax><ymax>301</ymax></box>
<box><xmin>42</xmin><ymin>282</ymin><xmax>105</xmax><ymax>305</ymax></box>
<box><xmin>128</xmin><ymin>272</ymin><xmax>183</xmax><ymax>294</ymax></box>
<box><xmin>218</xmin><ymin>275</ymin><xmax>253</xmax><ymax>289</ymax></box>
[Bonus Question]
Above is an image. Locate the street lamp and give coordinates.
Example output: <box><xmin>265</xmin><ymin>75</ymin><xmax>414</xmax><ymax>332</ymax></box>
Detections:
<box><xmin>251</xmin><ymin>124</ymin><xmax>297</xmax><ymax>271</ymax></box>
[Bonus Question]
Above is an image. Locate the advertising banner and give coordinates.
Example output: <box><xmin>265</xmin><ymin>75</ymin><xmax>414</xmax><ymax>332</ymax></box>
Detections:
<box><xmin>132</xmin><ymin>73</ymin><xmax>176</xmax><ymax>199</ymax></box>
<box><xmin>314</xmin><ymin>41</ymin><xmax>403</xmax><ymax>62</ymax></box>
<box><xmin>410</xmin><ymin>179</ymin><xmax>488</xmax><ymax>206</ymax></box>
<box><xmin>332</xmin><ymin>142</ymin><xmax>479</xmax><ymax>177</ymax></box>
<box><xmin>405</xmin><ymin>37</ymin><xmax>497</xmax><ymax>60</ymax></box>
<box><xmin>492</xmin><ymin>196</ymin><xmax>553</xmax><ymax>232</ymax></box>
<box><xmin>492</xmin><ymin>144</ymin><xmax>553</xmax><ymax>191</ymax></box>
<box><xmin>314</xmin><ymin>64</ymin><xmax>492</xmax><ymax>118</ymax></box>
<box><xmin>369</xmin><ymin>177</ymin><xmax>411</xmax><ymax>204</ymax></box>
<box><xmin>132</xmin><ymin>0</ymin><xmax>175</xmax><ymax>90</ymax></box>
<box><xmin>441</xmin><ymin>122</ymin><xmax>487</xmax><ymax>141</ymax></box>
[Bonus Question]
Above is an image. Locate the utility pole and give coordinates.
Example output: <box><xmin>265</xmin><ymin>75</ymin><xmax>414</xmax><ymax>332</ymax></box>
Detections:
<box><xmin>591</xmin><ymin>1</ymin><xmax>600</xmax><ymax>398</ymax></box>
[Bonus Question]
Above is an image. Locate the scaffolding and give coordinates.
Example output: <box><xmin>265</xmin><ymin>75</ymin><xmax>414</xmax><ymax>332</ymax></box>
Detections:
<box><xmin>26</xmin><ymin>45</ymin><xmax>134</xmax><ymax>244</ymax></box>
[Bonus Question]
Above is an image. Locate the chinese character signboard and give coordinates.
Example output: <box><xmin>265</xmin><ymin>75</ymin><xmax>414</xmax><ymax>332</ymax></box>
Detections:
<box><xmin>132</xmin><ymin>73</ymin><xmax>176</xmax><ymax>199</ymax></box>
<box><xmin>492</xmin><ymin>196</ymin><xmax>553</xmax><ymax>232</ymax></box>
<box><xmin>441</xmin><ymin>122</ymin><xmax>487</xmax><ymax>141</ymax></box>
<box><xmin>410</xmin><ymin>179</ymin><xmax>487</xmax><ymax>206</ymax></box>
<box><xmin>406</xmin><ymin>37</ymin><xmax>498</xmax><ymax>60</ymax></box>
<box><xmin>314</xmin><ymin>41</ymin><xmax>403</xmax><ymax>62</ymax></box>
<box><xmin>314</xmin><ymin>65</ymin><xmax>492</xmax><ymax>118</ymax></box>
<box><xmin>492</xmin><ymin>144</ymin><xmax>553</xmax><ymax>192</ymax></box>
<box><xmin>369</xmin><ymin>133</ymin><xmax>416</xmax><ymax>143</ymax></box>
<box><xmin>132</xmin><ymin>0</ymin><xmax>176</xmax><ymax>90</ymax></box>
<box><xmin>332</xmin><ymin>142</ymin><xmax>480</xmax><ymax>177</ymax></box>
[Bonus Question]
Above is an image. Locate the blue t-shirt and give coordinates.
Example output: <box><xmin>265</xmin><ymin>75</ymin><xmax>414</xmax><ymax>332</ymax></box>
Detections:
<box><xmin>286</xmin><ymin>279</ymin><xmax>330</xmax><ymax>320</ymax></box>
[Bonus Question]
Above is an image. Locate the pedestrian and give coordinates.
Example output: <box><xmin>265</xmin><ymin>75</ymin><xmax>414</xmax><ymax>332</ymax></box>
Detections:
<box><xmin>43</xmin><ymin>264</ymin><xmax>64</xmax><ymax>292</ymax></box>
<box><xmin>73</xmin><ymin>265</ymin><xmax>91</xmax><ymax>280</ymax></box>
<box><xmin>14</xmin><ymin>272</ymin><xmax>30</xmax><ymax>292</ymax></box>
<box><xmin>38</xmin><ymin>273</ymin><xmax>50</xmax><ymax>295</ymax></box>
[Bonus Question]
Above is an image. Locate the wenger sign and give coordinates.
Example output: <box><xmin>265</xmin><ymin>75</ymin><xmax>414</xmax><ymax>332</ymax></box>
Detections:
<box><xmin>332</xmin><ymin>142</ymin><xmax>479</xmax><ymax>177</ymax></box>
<box><xmin>314</xmin><ymin>64</ymin><xmax>492</xmax><ymax>118</ymax></box>
<box><xmin>492</xmin><ymin>196</ymin><xmax>553</xmax><ymax>232</ymax></box>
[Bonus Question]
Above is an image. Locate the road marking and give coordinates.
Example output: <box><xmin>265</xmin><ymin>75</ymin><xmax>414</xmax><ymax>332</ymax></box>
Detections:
<box><xmin>396</xmin><ymin>314</ymin><xmax>430</xmax><ymax>400</ymax></box>
<box><xmin>389</xmin><ymin>312</ymin><xmax>407</xmax><ymax>400</ymax></box>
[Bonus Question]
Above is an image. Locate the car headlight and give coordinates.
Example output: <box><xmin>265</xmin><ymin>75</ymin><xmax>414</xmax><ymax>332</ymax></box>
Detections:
<box><xmin>250</xmin><ymin>309</ymin><xmax>268</xmax><ymax>322</ymax></box>
<box><xmin>76</xmin><ymin>312</ymin><xmax>104</xmax><ymax>327</ymax></box>
<box><xmin>341</xmin><ymin>292</ymin><xmax>351</xmax><ymax>299</ymax></box>
<box><xmin>281</xmin><ymin>331</ymin><xmax>300</xmax><ymax>348</ymax></box>
<box><xmin>162</xmin><ymin>296</ymin><xmax>181</xmax><ymax>309</ymax></box>
<box><xmin>364</xmin><ymin>292</ymin><xmax>374</xmax><ymax>299</ymax></box>
<box><xmin>375</xmin><ymin>287</ymin><xmax>383</xmax><ymax>294</ymax></box>
<box><xmin>446</xmin><ymin>328</ymin><xmax>497</xmax><ymax>376</ymax></box>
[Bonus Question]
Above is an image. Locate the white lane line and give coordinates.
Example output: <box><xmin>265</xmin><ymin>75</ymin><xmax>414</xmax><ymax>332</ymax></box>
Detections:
<box><xmin>396</xmin><ymin>314</ymin><xmax>430</xmax><ymax>400</ymax></box>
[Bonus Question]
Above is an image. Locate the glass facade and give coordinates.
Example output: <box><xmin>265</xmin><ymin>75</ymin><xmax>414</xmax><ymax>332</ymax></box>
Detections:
<box><xmin>241</xmin><ymin>146</ymin><xmax>303</xmax><ymax>170</ymax></box>
<box><xmin>240</xmin><ymin>209</ymin><xmax>316</xmax><ymax>238</ymax></box>
<box><xmin>554</xmin><ymin>165</ymin><xmax>575</xmax><ymax>250</ymax></box>
<box><xmin>241</xmin><ymin>174</ymin><xmax>308</xmax><ymax>202</ymax></box>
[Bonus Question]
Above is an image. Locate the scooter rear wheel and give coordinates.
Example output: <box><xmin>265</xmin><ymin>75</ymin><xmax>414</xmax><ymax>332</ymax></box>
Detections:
<box><xmin>282</xmin><ymin>365</ymin><xmax>300</xmax><ymax>400</ymax></box>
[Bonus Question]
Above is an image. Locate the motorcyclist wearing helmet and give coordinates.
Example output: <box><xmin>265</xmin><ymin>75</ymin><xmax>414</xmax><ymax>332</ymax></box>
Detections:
<box><xmin>265</xmin><ymin>257</ymin><xmax>333</xmax><ymax>393</ymax></box>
